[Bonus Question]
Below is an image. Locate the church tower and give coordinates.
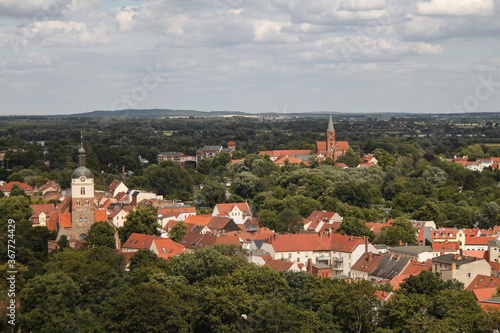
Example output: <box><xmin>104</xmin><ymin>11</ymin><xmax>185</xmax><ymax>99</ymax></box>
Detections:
<box><xmin>70</xmin><ymin>132</ymin><xmax>95</xmax><ymax>240</ymax></box>
<box><xmin>326</xmin><ymin>115</ymin><xmax>335</xmax><ymax>158</ymax></box>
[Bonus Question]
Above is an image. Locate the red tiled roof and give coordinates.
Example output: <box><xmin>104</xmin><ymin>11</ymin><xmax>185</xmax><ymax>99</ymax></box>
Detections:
<box><xmin>467</xmin><ymin>274</ymin><xmax>500</xmax><ymax>291</ymax></box>
<box><xmin>158</xmin><ymin>206</ymin><xmax>196</xmax><ymax>218</ymax></box>
<box><xmin>474</xmin><ymin>288</ymin><xmax>497</xmax><ymax>301</ymax></box>
<box><xmin>152</xmin><ymin>238</ymin><xmax>186</xmax><ymax>259</ymax></box>
<box><xmin>401</xmin><ymin>261</ymin><xmax>431</xmax><ymax>275</ymax></box>
<box><xmin>480</xmin><ymin>300</ymin><xmax>500</xmax><ymax>311</ymax></box>
<box><xmin>462</xmin><ymin>250</ymin><xmax>489</xmax><ymax>260</ymax></box>
<box><xmin>0</xmin><ymin>181</ymin><xmax>34</xmax><ymax>192</ymax></box>
<box><xmin>269</xmin><ymin>233</ymin><xmax>367</xmax><ymax>253</ymax></box>
<box><xmin>206</xmin><ymin>216</ymin><xmax>239</xmax><ymax>231</ymax></box>
<box><xmin>374</xmin><ymin>291</ymin><xmax>394</xmax><ymax>302</ymax></box>
<box><xmin>259</xmin><ymin>150</ymin><xmax>311</xmax><ymax>157</ymax></box>
<box><xmin>389</xmin><ymin>274</ymin><xmax>411</xmax><ymax>290</ymax></box>
<box><xmin>94</xmin><ymin>209</ymin><xmax>107</xmax><ymax>223</ymax></box>
<box><xmin>465</xmin><ymin>236</ymin><xmax>496</xmax><ymax>245</ymax></box>
<box><xmin>351</xmin><ymin>252</ymin><xmax>383</xmax><ymax>273</ymax></box>
<box><xmin>214</xmin><ymin>202</ymin><xmax>251</xmax><ymax>216</ymax></box>
<box><xmin>123</xmin><ymin>233</ymin><xmax>161</xmax><ymax>250</ymax></box>
<box><xmin>366</xmin><ymin>222</ymin><xmax>391</xmax><ymax>234</ymax></box>
<box><xmin>31</xmin><ymin>203</ymin><xmax>56</xmax><ymax>217</ymax></box>
<box><xmin>184</xmin><ymin>214</ymin><xmax>213</xmax><ymax>226</ymax></box>
<box><xmin>431</xmin><ymin>241</ymin><xmax>460</xmax><ymax>252</ymax></box>
<box><xmin>264</xmin><ymin>259</ymin><xmax>294</xmax><ymax>272</ymax></box>
<box><xmin>108</xmin><ymin>180</ymin><xmax>123</xmax><ymax>191</ymax></box>
<box><xmin>59</xmin><ymin>213</ymin><xmax>72</xmax><ymax>228</ymax></box>
<box><xmin>274</xmin><ymin>156</ymin><xmax>304</xmax><ymax>165</ymax></box>
<box><xmin>334</xmin><ymin>163</ymin><xmax>348</xmax><ymax>168</ymax></box>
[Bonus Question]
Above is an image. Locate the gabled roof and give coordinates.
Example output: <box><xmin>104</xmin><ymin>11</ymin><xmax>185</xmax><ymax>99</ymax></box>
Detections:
<box><xmin>431</xmin><ymin>241</ymin><xmax>460</xmax><ymax>252</ymax></box>
<box><xmin>264</xmin><ymin>259</ymin><xmax>294</xmax><ymax>272</ymax></box>
<box><xmin>184</xmin><ymin>214</ymin><xmax>213</xmax><ymax>226</ymax></box>
<box><xmin>123</xmin><ymin>233</ymin><xmax>161</xmax><ymax>250</ymax></box>
<box><xmin>269</xmin><ymin>233</ymin><xmax>367</xmax><ymax>253</ymax></box>
<box><xmin>467</xmin><ymin>274</ymin><xmax>500</xmax><ymax>291</ymax></box>
<box><xmin>374</xmin><ymin>291</ymin><xmax>394</xmax><ymax>302</ymax></box>
<box><xmin>401</xmin><ymin>261</ymin><xmax>431</xmax><ymax>275</ymax></box>
<box><xmin>274</xmin><ymin>156</ymin><xmax>304</xmax><ymax>165</ymax></box>
<box><xmin>158</xmin><ymin>205</ymin><xmax>196</xmax><ymax>218</ymax></box>
<box><xmin>151</xmin><ymin>238</ymin><xmax>186</xmax><ymax>259</ymax></box>
<box><xmin>108</xmin><ymin>180</ymin><xmax>124</xmax><ymax>191</ymax></box>
<box><xmin>462</xmin><ymin>250</ymin><xmax>489</xmax><ymax>260</ymax></box>
<box><xmin>31</xmin><ymin>203</ymin><xmax>56</xmax><ymax>217</ymax></box>
<box><xmin>389</xmin><ymin>274</ymin><xmax>411</xmax><ymax>290</ymax></box>
<box><xmin>351</xmin><ymin>252</ymin><xmax>383</xmax><ymax>273</ymax></box>
<box><xmin>465</xmin><ymin>236</ymin><xmax>496</xmax><ymax>245</ymax></box>
<box><xmin>473</xmin><ymin>288</ymin><xmax>497</xmax><ymax>302</ymax></box>
<box><xmin>206</xmin><ymin>216</ymin><xmax>237</xmax><ymax>231</ymax></box>
<box><xmin>366</xmin><ymin>222</ymin><xmax>391</xmax><ymax>234</ymax></box>
<box><xmin>0</xmin><ymin>181</ymin><xmax>34</xmax><ymax>192</ymax></box>
<box><xmin>259</xmin><ymin>150</ymin><xmax>311</xmax><ymax>158</ymax></box>
<box><xmin>214</xmin><ymin>202</ymin><xmax>251</xmax><ymax>216</ymax></box>
<box><xmin>59</xmin><ymin>213</ymin><xmax>72</xmax><ymax>228</ymax></box>
<box><xmin>370</xmin><ymin>254</ymin><xmax>411</xmax><ymax>280</ymax></box>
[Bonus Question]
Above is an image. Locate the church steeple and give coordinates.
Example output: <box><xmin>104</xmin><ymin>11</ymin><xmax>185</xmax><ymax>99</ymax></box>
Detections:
<box><xmin>78</xmin><ymin>131</ymin><xmax>86</xmax><ymax>167</ymax></box>
<box><xmin>327</xmin><ymin>115</ymin><xmax>334</xmax><ymax>132</ymax></box>
<box><xmin>326</xmin><ymin>115</ymin><xmax>336</xmax><ymax>156</ymax></box>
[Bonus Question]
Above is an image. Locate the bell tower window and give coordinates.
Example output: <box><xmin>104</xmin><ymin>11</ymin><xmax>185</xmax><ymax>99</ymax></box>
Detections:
<box><xmin>81</xmin><ymin>187</ymin><xmax>86</xmax><ymax>195</ymax></box>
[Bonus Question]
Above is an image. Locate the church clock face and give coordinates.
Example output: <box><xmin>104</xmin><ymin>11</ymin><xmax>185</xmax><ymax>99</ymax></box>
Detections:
<box><xmin>80</xmin><ymin>176</ymin><xmax>86</xmax><ymax>182</ymax></box>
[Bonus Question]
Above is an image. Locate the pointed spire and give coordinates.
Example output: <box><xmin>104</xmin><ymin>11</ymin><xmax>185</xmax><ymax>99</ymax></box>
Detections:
<box><xmin>78</xmin><ymin>130</ymin><xmax>86</xmax><ymax>167</ymax></box>
<box><xmin>327</xmin><ymin>115</ymin><xmax>334</xmax><ymax>132</ymax></box>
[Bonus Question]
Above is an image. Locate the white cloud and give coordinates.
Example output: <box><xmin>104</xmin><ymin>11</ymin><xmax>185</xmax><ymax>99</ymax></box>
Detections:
<box><xmin>22</xmin><ymin>20</ymin><xmax>114</xmax><ymax>47</ymax></box>
<box><xmin>417</xmin><ymin>0</ymin><xmax>494</xmax><ymax>16</ymax></box>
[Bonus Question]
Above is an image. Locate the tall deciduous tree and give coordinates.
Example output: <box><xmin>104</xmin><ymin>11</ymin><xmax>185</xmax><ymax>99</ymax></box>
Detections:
<box><xmin>168</xmin><ymin>221</ymin><xmax>187</xmax><ymax>243</ymax></box>
<box><xmin>85</xmin><ymin>221</ymin><xmax>116</xmax><ymax>249</ymax></box>
<box><xmin>337</xmin><ymin>216</ymin><xmax>375</xmax><ymax>241</ymax></box>
<box><xmin>119</xmin><ymin>205</ymin><xmax>160</xmax><ymax>243</ymax></box>
<box><xmin>385</xmin><ymin>217</ymin><xmax>417</xmax><ymax>245</ymax></box>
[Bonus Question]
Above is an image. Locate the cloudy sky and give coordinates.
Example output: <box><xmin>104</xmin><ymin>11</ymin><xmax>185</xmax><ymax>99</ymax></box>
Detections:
<box><xmin>0</xmin><ymin>0</ymin><xmax>499</xmax><ymax>115</ymax></box>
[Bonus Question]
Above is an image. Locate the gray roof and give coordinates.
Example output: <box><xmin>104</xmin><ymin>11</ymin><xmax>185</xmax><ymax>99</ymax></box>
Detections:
<box><xmin>389</xmin><ymin>245</ymin><xmax>432</xmax><ymax>255</ymax></box>
<box><xmin>198</xmin><ymin>145</ymin><xmax>223</xmax><ymax>151</ymax></box>
<box><xmin>71</xmin><ymin>167</ymin><xmax>94</xmax><ymax>179</ymax></box>
<box><xmin>253</xmin><ymin>239</ymin><xmax>265</xmax><ymax>249</ymax></box>
<box><xmin>370</xmin><ymin>254</ymin><xmax>410</xmax><ymax>280</ymax></box>
<box><xmin>489</xmin><ymin>240</ymin><xmax>500</xmax><ymax>247</ymax></box>
<box><xmin>481</xmin><ymin>297</ymin><xmax>500</xmax><ymax>304</ymax></box>
<box><xmin>432</xmin><ymin>254</ymin><xmax>477</xmax><ymax>266</ymax></box>
<box><xmin>313</xmin><ymin>263</ymin><xmax>331</xmax><ymax>269</ymax></box>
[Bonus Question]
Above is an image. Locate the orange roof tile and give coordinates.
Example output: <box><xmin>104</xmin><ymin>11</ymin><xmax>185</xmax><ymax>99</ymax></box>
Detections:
<box><xmin>462</xmin><ymin>250</ymin><xmax>489</xmax><ymax>260</ymax></box>
<box><xmin>389</xmin><ymin>274</ymin><xmax>411</xmax><ymax>290</ymax></box>
<box><xmin>264</xmin><ymin>259</ymin><xmax>294</xmax><ymax>272</ymax></box>
<box><xmin>259</xmin><ymin>150</ymin><xmax>311</xmax><ymax>157</ymax></box>
<box><xmin>269</xmin><ymin>233</ymin><xmax>367</xmax><ymax>253</ymax></box>
<box><xmin>59</xmin><ymin>213</ymin><xmax>72</xmax><ymax>228</ymax></box>
<box><xmin>401</xmin><ymin>261</ymin><xmax>432</xmax><ymax>275</ymax></box>
<box><xmin>474</xmin><ymin>288</ymin><xmax>497</xmax><ymax>301</ymax></box>
<box><xmin>467</xmin><ymin>274</ymin><xmax>500</xmax><ymax>291</ymax></box>
<box><xmin>123</xmin><ymin>233</ymin><xmax>161</xmax><ymax>250</ymax></box>
<box><xmin>184</xmin><ymin>214</ymin><xmax>213</xmax><ymax>226</ymax></box>
<box><xmin>94</xmin><ymin>209</ymin><xmax>107</xmax><ymax>223</ymax></box>
<box><xmin>351</xmin><ymin>252</ymin><xmax>383</xmax><ymax>273</ymax></box>
<box><xmin>432</xmin><ymin>241</ymin><xmax>460</xmax><ymax>252</ymax></box>
<box><xmin>274</xmin><ymin>156</ymin><xmax>304</xmax><ymax>165</ymax></box>
<box><xmin>465</xmin><ymin>236</ymin><xmax>496</xmax><ymax>245</ymax></box>
<box><xmin>0</xmin><ymin>181</ymin><xmax>34</xmax><ymax>192</ymax></box>
<box><xmin>152</xmin><ymin>238</ymin><xmax>186</xmax><ymax>259</ymax></box>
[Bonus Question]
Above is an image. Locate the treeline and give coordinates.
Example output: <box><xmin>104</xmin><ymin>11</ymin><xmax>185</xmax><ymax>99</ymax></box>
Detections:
<box><xmin>4</xmin><ymin>245</ymin><xmax>499</xmax><ymax>332</ymax></box>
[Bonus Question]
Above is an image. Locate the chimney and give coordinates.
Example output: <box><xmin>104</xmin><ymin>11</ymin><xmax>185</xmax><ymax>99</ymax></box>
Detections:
<box><xmin>350</xmin><ymin>235</ymin><xmax>353</xmax><ymax>241</ymax></box>
<box><xmin>453</xmin><ymin>254</ymin><xmax>458</xmax><ymax>260</ymax></box>
<box><xmin>307</xmin><ymin>258</ymin><xmax>312</xmax><ymax>273</ymax></box>
<box><xmin>368</xmin><ymin>252</ymin><xmax>373</xmax><ymax>261</ymax></box>
<box><xmin>398</xmin><ymin>240</ymin><xmax>403</xmax><ymax>246</ymax></box>
<box><xmin>364</xmin><ymin>236</ymin><xmax>368</xmax><ymax>252</ymax></box>
<box><xmin>451</xmin><ymin>263</ymin><xmax>456</xmax><ymax>270</ymax></box>
<box><xmin>319</xmin><ymin>232</ymin><xmax>322</xmax><ymax>239</ymax></box>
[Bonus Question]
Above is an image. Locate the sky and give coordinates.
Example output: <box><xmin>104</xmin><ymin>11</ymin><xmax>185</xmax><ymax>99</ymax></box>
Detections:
<box><xmin>0</xmin><ymin>0</ymin><xmax>499</xmax><ymax>115</ymax></box>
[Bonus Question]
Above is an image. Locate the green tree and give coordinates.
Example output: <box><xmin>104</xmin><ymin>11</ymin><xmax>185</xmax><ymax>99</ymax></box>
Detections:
<box><xmin>9</xmin><ymin>184</ymin><xmax>28</xmax><ymax>198</ymax></box>
<box><xmin>385</xmin><ymin>217</ymin><xmax>417</xmax><ymax>245</ymax></box>
<box><xmin>169</xmin><ymin>221</ymin><xmax>187</xmax><ymax>242</ymax></box>
<box><xmin>105</xmin><ymin>283</ymin><xmax>192</xmax><ymax>333</ymax></box>
<box><xmin>196</xmin><ymin>180</ymin><xmax>226</xmax><ymax>207</ymax></box>
<box><xmin>474</xmin><ymin>202</ymin><xmax>500</xmax><ymax>229</ymax></box>
<box><xmin>19</xmin><ymin>272</ymin><xmax>84</xmax><ymax>332</ymax></box>
<box><xmin>337</xmin><ymin>216</ymin><xmax>375</xmax><ymax>241</ymax></box>
<box><xmin>119</xmin><ymin>205</ymin><xmax>160</xmax><ymax>243</ymax></box>
<box><xmin>399</xmin><ymin>271</ymin><xmax>463</xmax><ymax>297</ymax></box>
<box><xmin>166</xmin><ymin>247</ymin><xmax>248</xmax><ymax>284</ymax></box>
<box><xmin>84</xmin><ymin>221</ymin><xmax>116</xmax><ymax>249</ymax></box>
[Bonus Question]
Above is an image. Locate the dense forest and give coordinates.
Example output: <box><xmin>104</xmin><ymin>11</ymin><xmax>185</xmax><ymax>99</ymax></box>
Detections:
<box><xmin>1</xmin><ymin>114</ymin><xmax>500</xmax><ymax>331</ymax></box>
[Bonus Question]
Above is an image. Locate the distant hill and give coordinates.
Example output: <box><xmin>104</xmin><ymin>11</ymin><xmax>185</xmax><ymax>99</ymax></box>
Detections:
<box><xmin>65</xmin><ymin>109</ymin><xmax>253</xmax><ymax>118</ymax></box>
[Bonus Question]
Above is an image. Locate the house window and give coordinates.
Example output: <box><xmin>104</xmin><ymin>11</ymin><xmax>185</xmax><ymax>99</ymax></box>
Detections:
<box><xmin>466</xmin><ymin>273</ymin><xmax>471</xmax><ymax>278</ymax></box>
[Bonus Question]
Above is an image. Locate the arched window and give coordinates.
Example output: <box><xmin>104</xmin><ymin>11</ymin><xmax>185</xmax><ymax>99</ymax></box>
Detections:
<box><xmin>85</xmin><ymin>200</ymin><xmax>89</xmax><ymax>207</ymax></box>
<box><xmin>81</xmin><ymin>187</ymin><xmax>86</xmax><ymax>195</ymax></box>
<box><xmin>76</xmin><ymin>201</ymin><xmax>81</xmax><ymax>207</ymax></box>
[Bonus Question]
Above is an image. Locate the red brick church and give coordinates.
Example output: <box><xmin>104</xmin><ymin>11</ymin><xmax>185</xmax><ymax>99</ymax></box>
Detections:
<box><xmin>316</xmin><ymin>115</ymin><xmax>348</xmax><ymax>161</ymax></box>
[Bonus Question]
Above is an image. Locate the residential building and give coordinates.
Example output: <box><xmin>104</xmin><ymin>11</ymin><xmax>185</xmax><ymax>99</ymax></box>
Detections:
<box><xmin>0</xmin><ymin>181</ymin><xmax>34</xmax><ymax>196</ymax></box>
<box><xmin>107</xmin><ymin>180</ymin><xmax>128</xmax><ymax>198</ymax></box>
<box><xmin>432</xmin><ymin>254</ymin><xmax>491</xmax><ymax>285</ymax></box>
<box><xmin>212</xmin><ymin>202</ymin><xmax>252</xmax><ymax>224</ymax></box>
<box><xmin>388</xmin><ymin>245</ymin><xmax>434</xmax><ymax>262</ymax></box>
<box><xmin>122</xmin><ymin>233</ymin><xmax>162</xmax><ymax>252</ymax></box>
<box><xmin>488</xmin><ymin>240</ymin><xmax>500</xmax><ymax>263</ymax></box>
